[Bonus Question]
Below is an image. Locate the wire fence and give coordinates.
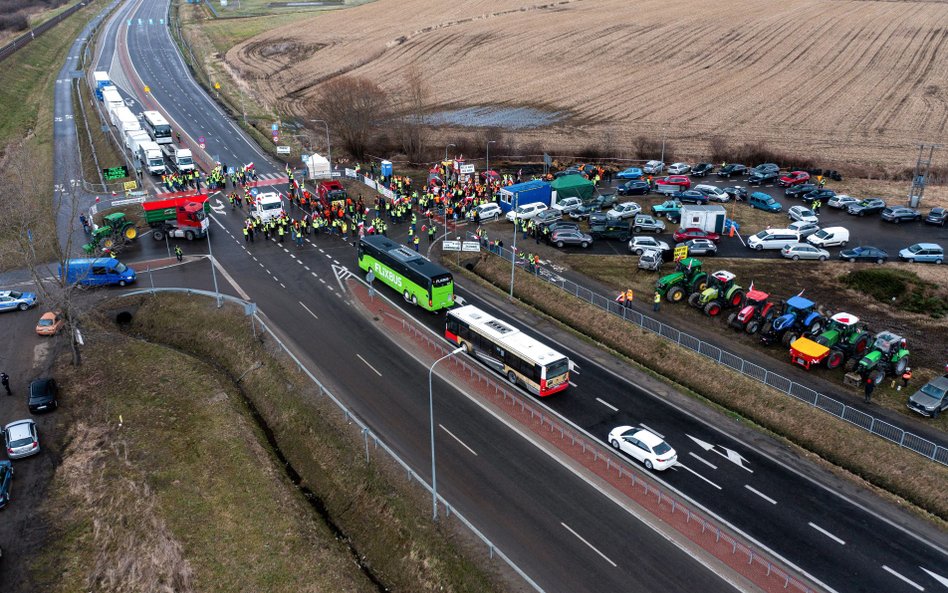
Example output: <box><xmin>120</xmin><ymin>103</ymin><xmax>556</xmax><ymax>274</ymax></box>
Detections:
<box><xmin>477</xmin><ymin>239</ymin><xmax>948</xmax><ymax>467</ymax></box>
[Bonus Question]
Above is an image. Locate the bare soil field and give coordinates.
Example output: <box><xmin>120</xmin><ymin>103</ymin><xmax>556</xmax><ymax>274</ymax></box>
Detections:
<box><xmin>226</xmin><ymin>0</ymin><xmax>948</xmax><ymax>168</ymax></box>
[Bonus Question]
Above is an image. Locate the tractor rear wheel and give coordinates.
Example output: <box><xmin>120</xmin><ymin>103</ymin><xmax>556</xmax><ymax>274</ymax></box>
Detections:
<box><xmin>726</xmin><ymin>312</ymin><xmax>739</xmax><ymax>328</ymax></box>
<box><xmin>894</xmin><ymin>357</ymin><xmax>908</xmax><ymax>375</ymax></box>
<box><xmin>825</xmin><ymin>349</ymin><xmax>845</xmax><ymax>369</ymax></box>
<box><xmin>746</xmin><ymin>320</ymin><xmax>761</xmax><ymax>334</ymax></box>
<box><xmin>782</xmin><ymin>332</ymin><xmax>798</xmax><ymax>347</ymax></box>
<box><xmin>688</xmin><ymin>292</ymin><xmax>701</xmax><ymax>307</ymax></box>
<box><xmin>102</xmin><ymin>237</ymin><xmax>115</xmax><ymax>249</ymax></box>
<box><xmin>807</xmin><ymin>320</ymin><xmax>823</xmax><ymax>335</ymax></box>
<box><xmin>704</xmin><ymin>301</ymin><xmax>723</xmax><ymax>316</ymax></box>
<box><xmin>122</xmin><ymin>225</ymin><xmax>137</xmax><ymax>241</ymax></box>
<box><xmin>667</xmin><ymin>286</ymin><xmax>685</xmax><ymax>302</ymax></box>
<box><xmin>729</xmin><ymin>289</ymin><xmax>745</xmax><ymax>307</ymax></box>
<box><xmin>853</xmin><ymin>333</ymin><xmax>870</xmax><ymax>355</ymax></box>
<box><xmin>761</xmin><ymin>321</ymin><xmax>774</xmax><ymax>335</ymax></box>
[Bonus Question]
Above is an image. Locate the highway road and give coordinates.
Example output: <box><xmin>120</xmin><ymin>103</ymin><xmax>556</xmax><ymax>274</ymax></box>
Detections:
<box><xmin>56</xmin><ymin>1</ymin><xmax>948</xmax><ymax>592</ymax></box>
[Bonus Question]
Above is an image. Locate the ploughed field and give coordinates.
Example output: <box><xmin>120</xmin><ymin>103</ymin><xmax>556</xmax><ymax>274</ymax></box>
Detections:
<box><xmin>226</xmin><ymin>0</ymin><xmax>948</xmax><ymax>167</ymax></box>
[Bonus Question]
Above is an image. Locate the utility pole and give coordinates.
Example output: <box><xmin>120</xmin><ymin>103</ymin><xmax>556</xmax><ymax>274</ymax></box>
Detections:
<box><xmin>908</xmin><ymin>143</ymin><xmax>940</xmax><ymax>208</ymax></box>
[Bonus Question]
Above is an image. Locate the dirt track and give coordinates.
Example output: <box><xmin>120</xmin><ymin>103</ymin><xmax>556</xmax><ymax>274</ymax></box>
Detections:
<box><xmin>225</xmin><ymin>0</ymin><xmax>948</xmax><ymax>167</ymax></box>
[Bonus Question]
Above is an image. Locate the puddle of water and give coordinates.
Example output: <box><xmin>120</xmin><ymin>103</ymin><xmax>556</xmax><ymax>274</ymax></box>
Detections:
<box><xmin>423</xmin><ymin>105</ymin><xmax>564</xmax><ymax>129</ymax></box>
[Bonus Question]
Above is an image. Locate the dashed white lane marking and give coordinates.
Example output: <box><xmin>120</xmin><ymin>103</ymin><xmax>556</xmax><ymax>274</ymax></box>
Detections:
<box><xmin>439</xmin><ymin>424</ymin><xmax>478</xmax><ymax>456</ymax></box>
<box><xmin>638</xmin><ymin>423</ymin><xmax>664</xmax><ymax>439</ymax></box>
<box><xmin>296</xmin><ymin>259</ymin><xmax>303</xmax><ymax>265</ymax></box>
<box><xmin>561</xmin><ymin>523</ymin><xmax>617</xmax><ymax>568</ymax></box>
<box><xmin>319</xmin><ymin>278</ymin><xmax>326</xmax><ymax>284</ymax></box>
<box><xmin>304</xmin><ymin>265</ymin><xmax>310</xmax><ymax>270</ymax></box>
<box><xmin>595</xmin><ymin>397</ymin><xmax>618</xmax><ymax>412</ymax></box>
<box><xmin>356</xmin><ymin>354</ymin><xmax>382</xmax><ymax>377</ymax></box>
<box><xmin>289</xmin><ymin>254</ymin><xmax>296</xmax><ymax>259</ymax></box>
<box><xmin>676</xmin><ymin>463</ymin><xmax>722</xmax><ymax>490</ymax></box>
<box><xmin>324</xmin><ymin>253</ymin><xmax>332</xmax><ymax>259</ymax></box>
<box><xmin>744</xmin><ymin>485</ymin><xmax>777</xmax><ymax>505</ymax></box>
<box><xmin>569</xmin><ymin>381</ymin><xmax>578</xmax><ymax>387</ymax></box>
<box><xmin>272</xmin><ymin>276</ymin><xmax>279</xmax><ymax>282</ymax></box>
<box><xmin>299</xmin><ymin>301</ymin><xmax>319</xmax><ymax>319</ymax></box>
<box><xmin>881</xmin><ymin>566</ymin><xmax>923</xmax><ymax>591</ymax></box>
<box><xmin>318</xmin><ymin>248</ymin><xmax>325</xmax><ymax>253</ymax></box>
<box><xmin>311</xmin><ymin>272</ymin><xmax>318</xmax><ymax>277</ymax></box>
<box><xmin>809</xmin><ymin>523</ymin><xmax>845</xmax><ymax>545</ymax></box>
<box><xmin>688</xmin><ymin>451</ymin><xmax>717</xmax><ymax>470</ymax></box>
<box><xmin>252</xmin><ymin>256</ymin><xmax>258</xmax><ymax>261</ymax></box>
<box><xmin>332</xmin><ymin>259</ymin><xmax>339</xmax><ymax>265</ymax></box>
<box><xmin>280</xmin><ymin>283</ymin><xmax>286</xmax><ymax>289</ymax></box>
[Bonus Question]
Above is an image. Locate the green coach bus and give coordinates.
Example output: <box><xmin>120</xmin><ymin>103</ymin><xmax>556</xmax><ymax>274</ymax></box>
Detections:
<box><xmin>358</xmin><ymin>235</ymin><xmax>455</xmax><ymax>311</ymax></box>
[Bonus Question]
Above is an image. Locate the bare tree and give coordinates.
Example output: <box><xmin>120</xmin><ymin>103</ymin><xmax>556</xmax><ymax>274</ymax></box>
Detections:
<box><xmin>312</xmin><ymin>76</ymin><xmax>389</xmax><ymax>161</ymax></box>
<box><xmin>394</xmin><ymin>65</ymin><xmax>429</xmax><ymax>163</ymax></box>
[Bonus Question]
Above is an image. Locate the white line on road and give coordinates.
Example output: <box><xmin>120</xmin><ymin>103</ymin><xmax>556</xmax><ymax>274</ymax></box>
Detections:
<box><xmin>882</xmin><ymin>566</ymin><xmax>924</xmax><ymax>591</ymax></box>
<box><xmin>304</xmin><ymin>265</ymin><xmax>310</xmax><ymax>270</ymax></box>
<box><xmin>676</xmin><ymin>463</ymin><xmax>722</xmax><ymax>490</ymax></box>
<box><xmin>638</xmin><ymin>423</ymin><xmax>664</xmax><ymax>438</ymax></box>
<box><xmin>319</xmin><ymin>248</ymin><xmax>324</xmax><ymax>253</ymax></box>
<box><xmin>319</xmin><ymin>278</ymin><xmax>326</xmax><ymax>284</ymax></box>
<box><xmin>252</xmin><ymin>256</ymin><xmax>257</xmax><ymax>261</ymax></box>
<box><xmin>298</xmin><ymin>301</ymin><xmax>318</xmax><ymax>320</ymax></box>
<box><xmin>744</xmin><ymin>484</ymin><xmax>777</xmax><ymax>505</ymax></box>
<box><xmin>569</xmin><ymin>381</ymin><xmax>578</xmax><ymax>387</ymax></box>
<box><xmin>280</xmin><ymin>283</ymin><xmax>286</xmax><ymax>289</ymax></box>
<box><xmin>311</xmin><ymin>272</ymin><xmax>318</xmax><ymax>277</ymax></box>
<box><xmin>688</xmin><ymin>451</ymin><xmax>717</xmax><ymax>470</ymax></box>
<box><xmin>561</xmin><ymin>523</ymin><xmax>617</xmax><ymax>568</ymax></box>
<box><xmin>296</xmin><ymin>259</ymin><xmax>303</xmax><ymax>265</ymax></box>
<box><xmin>289</xmin><ymin>254</ymin><xmax>296</xmax><ymax>259</ymax></box>
<box><xmin>439</xmin><ymin>424</ymin><xmax>477</xmax><ymax>456</ymax></box>
<box><xmin>272</xmin><ymin>276</ymin><xmax>279</xmax><ymax>282</ymax></box>
<box><xmin>325</xmin><ymin>253</ymin><xmax>332</xmax><ymax>259</ymax></box>
<box><xmin>809</xmin><ymin>522</ymin><xmax>846</xmax><ymax>545</ymax></box>
<box><xmin>332</xmin><ymin>259</ymin><xmax>340</xmax><ymax>265</ymax></box>
<box><xmin>595</xmin><ymin>397</ymin><xmax>618</xmax><ymax>412</ymax></box>
<box><xmin>920</xmin><ymin>567</ymin><xmax>948</xmax><ymax>588</ymax></box>
<box><xmin>356</xmin><ymin>354</ymin><xmax>382</xmax><ymax>377</ymax></box>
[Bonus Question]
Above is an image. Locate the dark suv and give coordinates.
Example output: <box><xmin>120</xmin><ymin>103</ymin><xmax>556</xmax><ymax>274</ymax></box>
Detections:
<box><xmin>28</xmin><ymin>378</ymin><xmax>58</xmax><ymax>413</ymax></box>
<box><xmin>589</xmin><ymin>220</ymin><xmax>632</xmax><ymax>241</ymax></box>
<box><xmin>716</xmin><ymin>164</ymin><xmax>747</xmax><ymax>178</ymax></box>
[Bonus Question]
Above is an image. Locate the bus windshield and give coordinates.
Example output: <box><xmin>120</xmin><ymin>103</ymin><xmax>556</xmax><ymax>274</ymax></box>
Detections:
<box><xmin>545</xmin><ymin>358</ymin><xmax>569</xmax><ymax>380</ymax></box>
<box><xmin>153</xmin><ymin>124</ymin><xmax>172</xmax><ymax>138</ymax></box>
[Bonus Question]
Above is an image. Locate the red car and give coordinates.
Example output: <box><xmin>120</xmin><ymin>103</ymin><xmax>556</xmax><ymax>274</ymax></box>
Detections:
<box><xmin>655</xmin><ymin>175</ymin><xmax>691</xmax><ymax>190</ymax></box>
<box><xmin>673</xmin><ymin>227</ymin><xmax>721</xmax><ymax>243</ymax></box>
<box><xmin>777</xmin><ymin>171</ymin><xmax>810</xmax><ymax>187</ymax></box>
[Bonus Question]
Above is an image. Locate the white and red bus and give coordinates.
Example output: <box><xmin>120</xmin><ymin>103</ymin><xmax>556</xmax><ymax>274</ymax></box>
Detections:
<box><xmin>445</xmin><ymin>305</ymin><xmax>571</xmax><ymax>396</ymax></box>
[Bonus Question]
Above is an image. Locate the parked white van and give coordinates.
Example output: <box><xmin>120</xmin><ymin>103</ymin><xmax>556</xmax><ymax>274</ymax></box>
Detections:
<box><xmin>807</xmin><ymin>226</ymin><xmax>850</xmax><ymax>248</ymax></box>
<box><xmin>747</xmin><ymin>228</ymin><xmax>800</xmax><ymax>250</ymax></box>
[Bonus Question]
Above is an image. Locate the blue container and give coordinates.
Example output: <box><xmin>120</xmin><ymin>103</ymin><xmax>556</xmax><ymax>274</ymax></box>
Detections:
<box><xmin>380</xmin><ymin>160</ymin><xmax>393</xmax><ymax>178</ymax></box>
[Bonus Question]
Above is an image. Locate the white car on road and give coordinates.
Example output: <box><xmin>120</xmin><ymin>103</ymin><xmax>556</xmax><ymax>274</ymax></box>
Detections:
<box><xmin>667</xmin><ymin>162</ymin><xmax>691</xmax><ymax>175</ymax></box>
<box><xmin>505</xmin><ymin>202</ymin><xmax>548</xmax><ymax>222</ymax></box>
<box><xmin>608</xmin><ymin>426</ymin><xmax>677</xmax><ymax>471</ymax></box>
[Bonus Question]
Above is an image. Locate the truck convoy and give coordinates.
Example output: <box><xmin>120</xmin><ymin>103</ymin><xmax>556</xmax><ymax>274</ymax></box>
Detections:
<box><xmin>137</xmin><ymin>141</ymin><xmax>165</xmax><ymax>175</ymax></box>
<box><xmin>161</xmin><ymin>143</ymin><xmax>195</xmax><ymax>173</ymax></box>
<box><xmin>142</xmin><ymin>195</ymin><xmax>210</xmax><ymax>241</ymax></box>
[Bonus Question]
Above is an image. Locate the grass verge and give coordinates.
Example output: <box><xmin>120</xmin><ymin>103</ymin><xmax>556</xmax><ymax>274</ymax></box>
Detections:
<box><xmin>840</xmin><ymin>268</ymin><xmax>947</xmax><ymax>318</ymax></box>
<box><xmin>456</xmin><ymin>253</ymin><xmax>948</xmax><ymax>523</ymax></box>
<box><xmin>72</xmin><ymin>73</ymin><xmax>129</xmax><ymax>185</ymax></box>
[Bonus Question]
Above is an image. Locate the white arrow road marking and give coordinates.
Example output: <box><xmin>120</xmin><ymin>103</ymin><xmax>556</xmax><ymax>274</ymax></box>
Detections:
<box><xmin>561</xmin><ymin>523</ymin><xmax>617</xmax><ymax>568</ymax></box>
<box><xmin>882</xmin><ymin>566</ymin><xmax>924</xmax><ymax>591</ymax></box>
<box><xmin>920</xmin><ymin>567</ymin><xmax>948</xmax><ymax>589</ymax></box>
<box><xmin>211</xmin><ymin>199</ymin><xmax>225</xmax><ymax>214</ymax></box>
<box><xmin>675</xmin><ymin>463</ymin><xmax>722</xmax><ymax>490</ymax></box>
<box><xmin>722</xmin><ymin>447</ymin><xmax>753</xmax><ymax>473</ymax></box>
<box><xmin>331</xmin><ymin>263</ymin><xmax>352</xmax><ymax>291</ymax></box>
<box><xmin>687</xmin><ymin>434</ymin><xmax>752</xmax><ymax>472</ymax></box>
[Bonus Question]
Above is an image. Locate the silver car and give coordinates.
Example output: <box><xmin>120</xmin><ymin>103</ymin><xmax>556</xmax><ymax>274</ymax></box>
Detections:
<box><xmin>628</xmin><ymin>236</ymin><xmax>670</xmax><ymax>255</ymax></box>
<box><xmin>788</xmin><ymin>220</ymin><xmax>821</xmax><ymax>239</ymax></box>
<box><xmin>781</xmin><ymin>243</ymin><xmax>830</xmax><ymax>261</ymax></box>
<box><xmin>4</xmin><ymin>420</ymin><xmax>39</xmax><ymax>460</ymax></box>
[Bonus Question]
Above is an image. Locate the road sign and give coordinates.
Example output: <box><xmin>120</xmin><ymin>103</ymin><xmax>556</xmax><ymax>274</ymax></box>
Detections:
<box><xmin>199</xmin><ymin>142</ymin><xmax>206</xmax><ymax>149</ymax></box>
<box><xmin>123</xmin><ymin>180</ymin><xmax>138</xmax><ymax>192</ymax></box>
<box><xmin>271</xmin><ymin>123</ymin><xmax>279</xmax><ymax>131</ymax></box>
<box><xmin>459</xmin><ymin>164</ymin><xmax>475</xmax><ymax>174</ymax></box>
<box><xmin>276</xmin><ymin>146</ymin><xmax>291</xmax><ymax>154</ymax></box>
<box><xmin>673</xmin><ymin>245</ymin><xmax>689</xmax><ymax>261</ymax></box>
<box><xmin>102</xmin><ymin>165</ymin><xmax>128</xmax><ymax>180</ymax></box>
<box><xmin>272</xmin><ymin>136</ymin><xmax>278</xmax><ymax>143</ymax></box>
<box><xmin>461</xmin><ymin>241</ymin><xmax>481</xmax><ymax>252</ymax></box>
<box><xmin>144</xmin><ymin>85</ymin><xmax>150</xmax><ymax>93</ymax></box>
<box><xmin>214</xmin><ymin>82</ymin><xmax>221</xmax><ymax>90</ymax></box>
<box><xmin>198</xmin><ymin>135</ymin><xmax>206</xmax><ymax>144</ymax></box>
<box><xmin>442</xmin><ymin>240</ymin><xmax>462</xmax><ymax>252</ymax></box>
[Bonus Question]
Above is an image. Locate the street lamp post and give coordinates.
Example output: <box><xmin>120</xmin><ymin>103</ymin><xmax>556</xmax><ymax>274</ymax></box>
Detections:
<box><xmin>509</xmin><ymin>192</ymin><xmax>518</xmax><ymax>297</ymax></box>
<box><xmin>309</xmin><ymin>119</ymin><xmax>332</xmax><ymax>175</ymax></box>
<box><xmin>660</xmin><ymin>125</ymin><xmax>667</xmax><ymax>167</ymax></box>
<box><xmin>206</xmin><ymin>221</ymin><xmax>222</xmax><ymax>308</ymax></box>
<box><xmin>444</xmin><ymin>143</ymin><xmax>456</xmax><ymax>163</ymax></box>
<box><xmin>429</xmin><ymin>346</ymin><xmax>465</xmax><ymax>521</ymax></box>
<box><xmin>486</xmin><ymin>140</ymin><xmax>496</xmax><ymax>188</ymax></box>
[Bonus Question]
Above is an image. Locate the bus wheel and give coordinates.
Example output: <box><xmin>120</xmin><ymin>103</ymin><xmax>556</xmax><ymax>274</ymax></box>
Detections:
<box><xmin>506</xmin><ymin>371</ymin><xmax>517</xmax><ymax>386</ymax></box>
<box><xmin>403</xmin><ymin>290</ymin><xmax>410</xmax><ymax>302</ymax></box>
<box><xmin>410</xmin><ymin>294</ymin><xmax>418</xmax><ymax>305</ymax></box>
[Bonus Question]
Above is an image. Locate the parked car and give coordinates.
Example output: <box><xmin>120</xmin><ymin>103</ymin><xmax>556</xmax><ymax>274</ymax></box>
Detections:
<box><xmin>674</xmin><ymin>190</ymin><xmax>709</xmax><ymax>204</ymax></box>
<box><xmin>589</xmin><ymin>219</ymin><xmax>632</xmax><ymax>241</ymax></box>
<box><xmin>748</xmin><ymin>228</ymin><xmax>800</xmax><ymax>250</ymax></box>
<box><xmin>551</xmin><ymin>229</ymin><xmax>593</xmax><ymax>249</ymax></box>
<box><xmin>594</xmin><ymin>193</ymin><xmax>619</xmax><ymax>209</ymax></box>
<box><xmin>616</xmin><ymin>167</ymin><xmax>643</xmax><ymax>180</ymax></box>
<box><xmin>474</xmin><ymin>202</ymin><xmax>502</xmax><ymax>221</ymax></box>
<box><xmin>785</xmin><ymin>183</ymin><xmax>817</xmax><ymax>199</ymax></box>
<box><xmin>788</xmin><ymin>220</ymin><xmax>821</xmax><ymax>239</ymax></box>
<box><xmin>693</xmin><ymin>184</ymin><xmax>730</xmax><ymax>202</ymax></box>
<box><xmin>751</xmin><ymin>163</ymin><xmax>780</xmax><ymax>174</ymax></box>
<box><xmin>847</xmin><ymin>198</ymin><xmax>887</xmax><ymax>216</ymax></box>
<box><xmin>655</xmin><ymin>175</ymin><xmax>691</xmax><ymax>191</ymax></box>
<box><xmin>748</xmin><ymin>192</ymin><xmax>782</xmax><ymax>212</ymax></box>
<box><xmin>807</xmin><ymin>226</ymin><xmax>849</xmax><ymax>247</ymax></box>
<box><xmin>880</xmin><ymin>206</ymin><xmax>921</xmax><ymax>223</ymax></box>
<box><xmin>539</xmin><ymin>221</ymin><xmax>581</xmax><ymax>239</ymax></box>
<box><xmin>673</xmin><ymin>227</ymin><xmax>721</xmax><ymax>244</ymax></box>
<box><xmin>899</xmin><ymin>243</ymin><xmax>944</xmax><ymax>264</ymax></box>
<box><xmin>505</xmin><ymin>202</ymin><xmax>548</xmax><ymax>222</ymax></box>
<box><xmin>0</xmin><ymin>461</ymin><xmax>11</xmax><ymax>510</ymax></box>
<box><xmin>608</xmin><ymin>426</ymin><xmax>677</xmax><ymax>471</ymax></box>
<box><xmin>533</xmin><ymin>209</ymin><xmax>562</xmax><ymax>226</ymax></box>
<box><xmin>643</xmin><ymin>160</ymin><xmax>665</xmax><ymax>174</ymax></box>
<box><xmin>691</xmin><ymin>163</ymin><xmax>714</xmax><ymax>177</ymax></box>
<box><xmin>722</xmin><ymin>186</ymin><xmax>747</xmax><ymax>201</ymax></box>
<box><xmin>35</xmin><ymin>311</ymin><xmax>64</xmax><ymax>336</ymax></box>
<box><xmin>907</xmin><ymin>376</ymin><xmax>948</xmax><ymax>418</ymax></box>
<box><xmin>28</xmin><ymin>378</ymin><xmax>58</xmax><ymax>413</ymax></box>
<box><xmin>651</xmin><ymin>200</ymin><xmax>683</xmax><ymax>221</ymax></box>
<box><xmin>4</xmin><ymin>419</ymin><xmax>40</xmax><ymax>459</ymax></box>
<box><xmin>747</xmin><ymin>170</ymin><xmax>780</xmax><ymax>186</ymax></box>
<box><xmin>616</xmin><ymin>180</ymin><xmax>650</xmax><ymax>196</ymax></box>
<box><xmin>607</xmin><ymin>202</ymin><xmax>642</xmax><ymax>219</ymax></box>
<box><xmin>924</xmin><ymin>207</ymin><xmax>946</xmax><ymax>227</ymax></box>
<box><xmin>677</xmin><ymin>238</ymin><xmax>717</xmax><ymax>256</ymax></box>
<box><xmin>552</xmin><ymin>197</ymin><xmax>584</xmax><ymax>214</ymax></box>
<box><xmin>631</xmin><ymin>215</ymin><xmax>666</xmax><ymax>234</ymax></box>
<box><xmin>801</xmin><ymin>189</ymin><xmax>836</xmax><ymax>205</ymax></box>
<box><xmin>553</xmin><ymin>169</ymin><xmax>583</xmax><ymax>179</ymax></box>
<box><xmin>827</xmin><ymin>194</ymin><xmax>859</xmax><ymax>209</ymax></box>
<box><xmin>778</xmin><ymin>171</ymin><xmax>811</xmax><ymax>187</ymax></box>
<box><xmin>716</xmin><ymin>164</ymin><xmax>747</xmax><ymax>178</ymax></box>
<box><xmin>788</xmin><ymin>205</ymin><xmax>819</xmax><ymax>223</ymax></box>
<box><xmin>0</xmin><ymin>290</ymin><xmax>37</xmax><ymax>313</ymax></box>
<box><xmin>628</xmin><ymin>236</ymin><xmax>670</xmax><ymax>255</ymax></box>
<box><xmin>667</xmin><ymin>162</ymin><xmax>691</xmax><ymax>175</ymax></box>
<box><xmin>839</xmin><ymin>246</ymin><xmax>888</xmax><ymax>263</ymax></box>
<box><xmin>781</xmin><ymin>243</ymin><xmax>830</xmax><ymax>261</ymax></box>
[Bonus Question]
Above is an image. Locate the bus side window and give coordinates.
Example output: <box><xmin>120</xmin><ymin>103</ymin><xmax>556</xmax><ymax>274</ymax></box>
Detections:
<box><xmin>446</xmin><ymin>318</ymin><xmax>460</xmax><ymax>335</ymax></box>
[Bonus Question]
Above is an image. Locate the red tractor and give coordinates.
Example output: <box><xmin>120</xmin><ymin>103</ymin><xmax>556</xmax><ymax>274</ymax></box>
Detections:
<box><xmin>727</xmin><ymin>286</ymin><xmax>776</xmax><ymax>334</ymax></box>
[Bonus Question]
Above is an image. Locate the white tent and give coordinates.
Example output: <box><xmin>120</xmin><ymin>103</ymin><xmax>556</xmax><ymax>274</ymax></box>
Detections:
<box><xmin>305</xmin><ymin>153</ymin><xmax>331</xmax><ymax>179</ymax></box>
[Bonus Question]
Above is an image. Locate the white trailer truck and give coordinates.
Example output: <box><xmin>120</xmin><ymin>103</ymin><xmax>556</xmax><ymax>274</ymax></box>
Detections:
<box><xmin>137</xmin><ymin>141</ymin><xmax>166</xmax><ymax>175</ymax></box>
<box><xmin>161</xmin><ymin>143</ymin><xmax>195</xmax><ymax>173</ymax></box>
<box><xmin>125</xmin><ymin>129</ymin><xmax>150</xmax><ymax>152</ymax></box>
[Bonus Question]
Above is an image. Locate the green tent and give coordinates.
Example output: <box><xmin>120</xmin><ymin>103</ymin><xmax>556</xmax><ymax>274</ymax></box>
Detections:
<box><xmin>551</xmin><ymin>174</ymin><xmax>595</xmax><ymax>201</ymax></box>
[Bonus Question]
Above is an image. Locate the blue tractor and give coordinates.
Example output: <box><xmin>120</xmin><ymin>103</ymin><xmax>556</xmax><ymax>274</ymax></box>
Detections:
<box><xmin>759</xmin><ymin>294</ymin><xmax>826</xmax><ymax>347</ymax></box>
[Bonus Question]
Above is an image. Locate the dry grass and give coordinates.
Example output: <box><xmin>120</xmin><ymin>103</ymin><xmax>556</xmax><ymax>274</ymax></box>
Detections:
<box><xmin>459</xmin><ymin>253</ymin><xmax>948</xmax><ymax>522</ymax></box>
<box><xmin>226</xmin><ymin>0</ymin><xmax>948</xmax><ymax>168</ymax></box>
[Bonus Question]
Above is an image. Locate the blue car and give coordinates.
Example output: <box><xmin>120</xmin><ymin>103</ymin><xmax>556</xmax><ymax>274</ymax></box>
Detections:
<box><xmin>0</xmin><ymin>290</ymin><xmax>37</xmax><ymax>313</ymax></box>
<box><xmin>0</xmin><ymin>461</ymin><xmax>12</xmax><ymax>510</ymax></box>
<box><xmin>616</xmin><ymin>167</ymin><xmax>643</xmax><ymax>180</ymax></box>
<box><xmin>898</xmin><ymin>243</ymin><xmax>944</xmax><ymax>264</ymax></box>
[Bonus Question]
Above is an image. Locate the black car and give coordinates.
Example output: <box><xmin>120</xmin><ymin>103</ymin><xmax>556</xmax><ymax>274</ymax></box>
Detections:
<box><xmin>533</xmin><ymin>209</ymin><xmax>562</xmax><ymax>225</ymax></box>
<box><xmin>540</xmin><ymin>220</ymin><xmax>580</xmax><ymax>235</ymax></box>
<box><xmin>553</xmin><ymin>169</ymin><xmax>584</xmax><ymax>179</ymax></box>
<box><xmin>28</xmin><ymin>378</ymin><xmax>58</xmax><ymax>413</ymax></box>
<box><xmin>722</xmin><ymin>186</ymin><xmax>748</xmax><ymax>201</ymax></box>
<box><xmin>716</xmin><ymin>164</ymin><xmax>747</xmax><ymax>178</ymax></box>
<box><xmin>616</xmin><ymin>180</ymin><xmax>650</xmax><ymax>196</ymax></box>
<box><xmin>675</xmin><ymin>190</ymin><xmax>709</xmax><ymax>204</ymax></box>
<box><xmin>746</xmin><ymin>170</ymin><xmax>779</xmax><ymax>186</ymax></box>
<box><xmin>924</xmin><ymin>207</ymin><xmax>946</xmax><ymax>227</ymax></box>
<box><xmin>691</xmin><ymin>163</ymin><xmax>714</xmax><ymax>177</ymax></box>
<box><xmin>802</xmin><ymin>189</ymin><xmax>836</xmax><ymax>204</ymax></box>
<box><xmin>785</xmin><ymin>183</ymin><xmax>817</xmax><ymax>198</ymax></box>
<box><xmin>846</xmin><ymin>198</ymin><xmax>886</xmax><ymax>216</ymax></box>
<box><xmin>839</xmin><ymin>246</ymin><xmax>888</xmax><ymax>264</ymax></box>
<box><xmin>751</xmin><ymin>163</ymin><xmax>780</xmax><ymax>175</ymax></box>
<box><xmin>589</xmin><ymin>220</ymin><xmax>632</xmax><ymax>241</ymax></box>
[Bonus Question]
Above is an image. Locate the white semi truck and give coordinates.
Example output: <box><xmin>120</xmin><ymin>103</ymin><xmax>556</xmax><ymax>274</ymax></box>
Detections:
<box><xmin>137</xmin><ymin>141</ymin><xmax>166</xmax><ymax>175</ymax></box>
<box><xmin>161</xmin><ymin>143</ymin><xmax>195</xmax><ymax>173</ymax></box>
<box><xmin>253</xmin><ymin>191</ymin><xmax>285</xmax><ymax>223</ymax></box>
<box><xmin>125</xmin><ymin>129</ymin><xmax>150</xmax><ymax>152</ymax></box>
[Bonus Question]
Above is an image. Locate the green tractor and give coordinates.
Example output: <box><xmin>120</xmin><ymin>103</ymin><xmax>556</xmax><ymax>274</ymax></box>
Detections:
<box><xmin>844</xmin><ymin>331</ymin><xmax>909</xmax><ymax>386</ymax></box>
<box><xmin>83</xmin><ymin>212</ymin><xmax>138</xmax><ymax>254</ymax></box>
<box><xmin>688</xmin><ymin>270</ymin><xmax>744</xmax><ymax>317</ymax></box>
<box><xmin>654</xmin><ymin>257</ymin><xmax>708</xmax><ymax>303</ymax></box>
<box><xmin>788</xmin><ymin>312</ymin><xmax>871</xmax><ymax>370</ymax></box>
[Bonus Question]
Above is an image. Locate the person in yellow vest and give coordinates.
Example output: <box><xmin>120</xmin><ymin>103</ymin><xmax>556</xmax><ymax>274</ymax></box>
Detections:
<box><xmin>653</xmin><ymin>290</ymin><xmax>661</xmax><ymax>312</ymax></box>
<box><xmin>412</xmin><ymin>235</ymin><xmax>420</xmax><ymax>252</ymax></box>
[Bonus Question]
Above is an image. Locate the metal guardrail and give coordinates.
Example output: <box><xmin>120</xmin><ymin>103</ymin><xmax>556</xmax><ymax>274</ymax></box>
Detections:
<box><xmin>119</xmin><ymin>286</ymin><xmax>547</xmax><ymax>593</ymax></box>
<box><xmin>0</xmin><ymin>1</ymin><xmax>87</xmax><ymax>63</ymax></box>
<box><xmin>478</xmin><ymin>240</ymin><xmax>948</xmax><ymax>467</ymax></box>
